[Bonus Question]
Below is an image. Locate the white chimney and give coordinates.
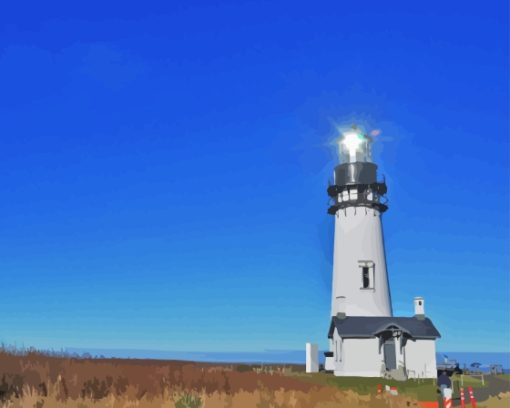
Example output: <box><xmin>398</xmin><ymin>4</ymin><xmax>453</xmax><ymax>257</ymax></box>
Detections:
<box><xmin>336</xmin><ymin>296</ymin><xmax>346</xmax><ymax>319</ymax></box>
<box><xmin>414</xmin><ymin>297</ymin><xmax>425</xmax><ymax>319</ymax></box>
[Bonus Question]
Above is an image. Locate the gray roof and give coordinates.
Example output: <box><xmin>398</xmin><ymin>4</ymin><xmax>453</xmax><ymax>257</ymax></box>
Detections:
<box><xmin>328</xmin><ymin>316</ymin><xmax>441</xmax><ymax>340</ymax></box>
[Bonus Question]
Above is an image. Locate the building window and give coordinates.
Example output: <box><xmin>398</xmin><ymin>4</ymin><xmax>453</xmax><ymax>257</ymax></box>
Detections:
<box><xmin>359</xmin><ymin>261</ymin><xmax>375</xmax><ymax>290</ymax></box>
<box><xmin>335</xmin><ymin>339</ymin><xmax>342</xmax><ymax>362</ymax></box>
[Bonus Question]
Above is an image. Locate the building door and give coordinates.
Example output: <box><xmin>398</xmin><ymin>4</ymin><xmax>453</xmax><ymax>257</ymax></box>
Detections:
<box><xmin>383</xmin><ymin>338</ymin><xmax>396</xmax><ymax>370</ymax></box>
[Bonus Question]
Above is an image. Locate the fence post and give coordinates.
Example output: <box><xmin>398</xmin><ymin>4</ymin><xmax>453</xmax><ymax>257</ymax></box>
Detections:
<box><xmin>468</xmin><ymin>386</ymin><xmax>476</xmax><ymax>408</ymax></box>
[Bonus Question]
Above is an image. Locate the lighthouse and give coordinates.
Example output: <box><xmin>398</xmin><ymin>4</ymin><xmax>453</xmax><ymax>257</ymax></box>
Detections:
<box><xmin>328</xmin><ymin>129</ymin><xmax>392</xmax><ymax>317</ymax></box>
<box><xmin>322</xmin><ymin>127</ymin><xmax>441</xmax><ymax>379</ymax></box>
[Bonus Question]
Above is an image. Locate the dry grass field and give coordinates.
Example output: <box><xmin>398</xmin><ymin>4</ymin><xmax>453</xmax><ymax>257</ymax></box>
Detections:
<box><xmin>0</xmin><ymin>347</ymin><xmax>425</xmax><ymax>407</ymax></box>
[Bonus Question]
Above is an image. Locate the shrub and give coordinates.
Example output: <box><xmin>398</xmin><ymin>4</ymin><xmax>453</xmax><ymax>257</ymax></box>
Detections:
<box><xmin>235</xmin><ymin>365</ymin><xmax>252</xmax><ymax>373</ymax></box>
<box><xmin>0</xmin><ymin>374</ymin><xmax>24</xmax><ymax>401</ymax></box>
<box><xmin>175</xmin><ymin>393</ymin><xmax>202</xmax><ymax>408</ymax></box>
<box><xmin>81</xmin><ymin>377</ymin><xmax>112</xmax><ymax>400</ymax></box>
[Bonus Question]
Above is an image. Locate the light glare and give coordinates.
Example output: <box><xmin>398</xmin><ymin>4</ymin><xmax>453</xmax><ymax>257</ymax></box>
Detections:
<box><xmin>341</xmin><ymin>131</ymin><xmax>363</xmax><ymax>162</ymax></box>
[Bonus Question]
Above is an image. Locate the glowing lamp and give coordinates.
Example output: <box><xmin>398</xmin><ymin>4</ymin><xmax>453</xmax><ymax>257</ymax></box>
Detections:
<box><xmin>338</xmin><ymin>129</ymin><xmax>372</xmax><ymax>163</ymax></box>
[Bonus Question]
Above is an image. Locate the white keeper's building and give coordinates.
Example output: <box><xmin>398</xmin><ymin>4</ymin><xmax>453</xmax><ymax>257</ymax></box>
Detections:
<box><xmin>323</xmin><ymin>129</ymin><xmax>440</xmax><ymax>380</ymax></box>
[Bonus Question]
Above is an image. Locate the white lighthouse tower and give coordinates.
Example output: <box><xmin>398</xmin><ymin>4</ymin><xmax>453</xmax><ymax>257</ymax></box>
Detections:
<box><xmin>323</xmin><ymin>128</ymin><xmax>441</xmax><ymax>379</ymax></box>
<box><xmin>329</xmin><ymin>129</ymin><xmax>392</xmax><ymax>317</ymax></box>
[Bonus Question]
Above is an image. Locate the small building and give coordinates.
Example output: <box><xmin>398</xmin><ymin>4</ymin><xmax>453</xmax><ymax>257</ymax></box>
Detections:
<box><xmin>490</xmin><ymin>364</ymin><xmax>503</xmax><ymax>375</ymax></box>
<box><xmin>327</xmin><ymin>309</ymin><xmax>440</xmax><ymax>379</ymax></box>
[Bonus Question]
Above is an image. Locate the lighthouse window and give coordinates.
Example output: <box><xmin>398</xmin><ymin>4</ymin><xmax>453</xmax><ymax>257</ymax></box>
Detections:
<box><xmin>362</xmin><ymin>267</ymin><xmax>370</xmax><ymax>288</ymax></box>
<box><xmin>359</xmin><ymin>261</ymin><xmax>375</xmax><ymax>289</ymax></box>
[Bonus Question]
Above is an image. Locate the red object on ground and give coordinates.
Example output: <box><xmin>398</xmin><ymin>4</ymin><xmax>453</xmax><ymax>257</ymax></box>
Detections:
<box><xmin>460</xmin><ymin>387</ymin><xmax>466</xmax><ymax>408</ymax></box>
<box><xmin>467</xmin><ymin>386</ymin><xmax>477</xmax><ymax>408</ymax></box>
<box><xmin>417</xmin><ymin>402</ymin><xmax>439</xmax><ymax>408</ymax></box>
<box><xmin>377</xmin><ymin>384</ymin><xmax>382</xmax><ymax>395</ymax></box>
<box><xmin>443</xmin><ymin>396</ymin><xmax>452</xmax><ymax>408</ymax></box>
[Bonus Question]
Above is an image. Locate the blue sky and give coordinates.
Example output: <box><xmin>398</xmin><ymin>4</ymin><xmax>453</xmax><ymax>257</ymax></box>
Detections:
<box><xmin>1</xmin><ymin>1</ymin><xmax>508</xmax><ymax>353</ymax></box>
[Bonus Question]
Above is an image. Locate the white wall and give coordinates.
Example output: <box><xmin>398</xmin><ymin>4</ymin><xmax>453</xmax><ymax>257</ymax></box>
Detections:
<box><xmin>325</xmin><ymin>356</ymin><xmax>335</xmax><ymax>371</ymax></box>
<box><xmin>330</xmin><ymin>329</ymin><xmax>438</xmax><ymax>378</ymax></box>
<box><xmin>331</xmin><ymin>206</ymin><xmax>392</xmax><ymax>317</ymax></box>
<box><xmin>404</xmin><ymin>339</ymin><xmax>437</xmax><ymax>379</ymax></box>
<box><xmin>333</xmin><ymin>332</ymin><xmax>384</xmax><ymax>377</ymax></box>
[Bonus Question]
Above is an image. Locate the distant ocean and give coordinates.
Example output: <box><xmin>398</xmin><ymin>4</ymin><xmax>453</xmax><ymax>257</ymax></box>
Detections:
<box><xmin>64</xmin><ymin>348</ymin><xmax>510</xmax><ymax>371</ymax></box>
